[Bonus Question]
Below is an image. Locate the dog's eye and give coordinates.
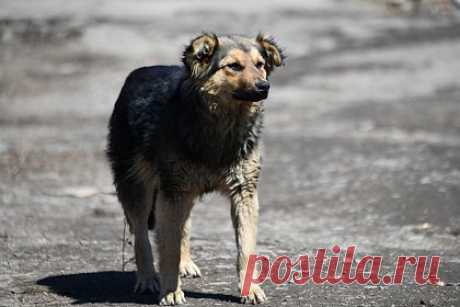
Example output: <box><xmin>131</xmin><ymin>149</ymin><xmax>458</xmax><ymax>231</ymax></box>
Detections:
<box><xmin>255</xmin><ymin>61</ymin><xmax>265</xmax><ymax>69</ymax></box>
<box><xmin>227</xmin><ymin>63</ymin><xmax>244</xmax><ymax>71</ymax></box>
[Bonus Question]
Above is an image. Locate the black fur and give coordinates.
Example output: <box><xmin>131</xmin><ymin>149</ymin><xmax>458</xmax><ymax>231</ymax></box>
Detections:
<box><xmin>107</xmin><ymin>66</ymin><xmax>184</xmax><ymax>186</ymax></box>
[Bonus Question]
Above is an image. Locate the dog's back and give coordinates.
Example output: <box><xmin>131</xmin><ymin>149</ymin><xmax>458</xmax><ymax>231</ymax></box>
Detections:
<box><xmin>107</xmin><ymin>65</ymin><xmax>184</xmax><ymax>187</ymax></box>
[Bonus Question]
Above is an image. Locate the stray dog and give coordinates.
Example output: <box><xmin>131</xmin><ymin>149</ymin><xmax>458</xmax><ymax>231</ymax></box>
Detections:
<box><xmin>107</xmin><ymin>33</ymin><xmax>284</xmax><ymax>305</ymax></box>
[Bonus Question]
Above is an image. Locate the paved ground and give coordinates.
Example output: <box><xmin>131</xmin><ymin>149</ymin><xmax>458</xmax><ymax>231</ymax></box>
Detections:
<box><xmin>1</xmin><ymin>0</ymin><xmax>460</xmax><ymax>306</ymax></box>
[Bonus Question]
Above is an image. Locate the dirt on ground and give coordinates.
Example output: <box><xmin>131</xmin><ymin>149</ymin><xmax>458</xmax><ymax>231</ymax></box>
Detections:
<box><xmin>1</xmin><ymin>0</ymin><xmax>460</xmax><ymax>306</ymax></box>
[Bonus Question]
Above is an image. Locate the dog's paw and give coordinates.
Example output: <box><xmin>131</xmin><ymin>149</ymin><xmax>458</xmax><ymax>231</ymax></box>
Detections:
<box><xmin>134</xmin><ymin>273</ymin><xmax>160</xmax><ymax>294</ymax></box>
<box><xmin>179</xmin><ymin>259</ymin><xmax>201</xmax><ymax>278</ymax></box>
<box><xmin>159</xmin><ymin>289</ymin><xmax>186</xmax><ymax>306</ymax></box>
<box><xmin>241</xmin><ymin>285</ymin><xmax>267</xmax><ymax>304</ymax></box>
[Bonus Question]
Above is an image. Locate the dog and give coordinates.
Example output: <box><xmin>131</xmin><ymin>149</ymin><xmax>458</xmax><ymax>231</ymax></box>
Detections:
<box><xmin>106</xmin><ymin>33</ymin><xmax>284</xmax><ymax>305</ymax></box>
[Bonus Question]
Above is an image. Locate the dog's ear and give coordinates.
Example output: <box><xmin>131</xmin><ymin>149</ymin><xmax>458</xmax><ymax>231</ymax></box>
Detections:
<box><xmin>182</xmin><ymin>33</ymin><xmax>219</xmax><ymax>78</ymax></box>
<box><xmin>256</xmin><ymin>33</ymin><xmax>285</xmax><ymax>75</ymax></box>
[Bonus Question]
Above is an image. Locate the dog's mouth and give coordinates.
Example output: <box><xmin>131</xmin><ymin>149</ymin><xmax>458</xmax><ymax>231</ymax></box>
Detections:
<box><xmin>232</xmin><ymin>89</ymin><xmax>269</xmax><ymax>102</ymax></box>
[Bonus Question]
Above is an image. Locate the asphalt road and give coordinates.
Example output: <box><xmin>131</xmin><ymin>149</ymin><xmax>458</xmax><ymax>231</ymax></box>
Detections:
<box><xmin>1</xmin><ymin>1</ymin><xmax>460</xmax><ymax>306</ymax></box>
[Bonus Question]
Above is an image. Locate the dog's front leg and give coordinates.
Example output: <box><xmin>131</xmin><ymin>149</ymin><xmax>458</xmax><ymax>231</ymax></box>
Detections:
<box><xmin>230</xmin><ymin>191</ymin><xmax>267</xmax><ymax>304</ymax></box>
<box><xmin>155</xmin><ymin>191</ymin><xmax>194</xmax><ymax>306</ymax></box>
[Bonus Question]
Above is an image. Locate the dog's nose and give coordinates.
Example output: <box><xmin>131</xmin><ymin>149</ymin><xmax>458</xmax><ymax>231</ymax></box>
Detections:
<box><xmin>255</xmin><ymin>80</ymin><xmax>270</xmax><ymax>92</ymax></box>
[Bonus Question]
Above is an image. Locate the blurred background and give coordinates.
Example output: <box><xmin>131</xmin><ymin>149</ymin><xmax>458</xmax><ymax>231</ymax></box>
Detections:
<box><xmin>1</xmin><ymin>0</ymin><xmax>460</xmax><ymax>306</ymax></box>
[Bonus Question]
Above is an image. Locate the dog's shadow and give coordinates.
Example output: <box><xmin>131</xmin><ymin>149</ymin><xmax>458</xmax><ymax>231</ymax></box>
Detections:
<box><xmin>37</xmin><ymin>271</ymin><xmax>240</xmax><ymax>305</ymax></box>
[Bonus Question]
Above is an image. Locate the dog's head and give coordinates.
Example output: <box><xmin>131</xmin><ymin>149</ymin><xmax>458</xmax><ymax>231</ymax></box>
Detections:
<box><xmin>182</xmin><ymin>33</ymin><xmax>285</xmax><ymax>103</ymax></box>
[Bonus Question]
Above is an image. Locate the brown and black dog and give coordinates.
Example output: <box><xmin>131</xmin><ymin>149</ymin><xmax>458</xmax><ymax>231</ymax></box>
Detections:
<box><xmin>107</xmin><ymin>33</ymin><xmax>284</xmax><ymax>305</ymax></box>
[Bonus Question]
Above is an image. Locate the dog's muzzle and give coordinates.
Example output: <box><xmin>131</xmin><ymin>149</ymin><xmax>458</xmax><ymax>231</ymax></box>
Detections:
<box><xmin>232</xmin><ymin>80</ymin><xmax>270</xmax><ymax>102</ymax></box>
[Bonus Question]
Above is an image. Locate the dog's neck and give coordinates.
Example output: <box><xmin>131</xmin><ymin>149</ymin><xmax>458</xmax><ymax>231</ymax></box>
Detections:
<box><xmin>176</xmin><ymin>79</ymin><xmax>264</xmax><ymax>168</ymax></box>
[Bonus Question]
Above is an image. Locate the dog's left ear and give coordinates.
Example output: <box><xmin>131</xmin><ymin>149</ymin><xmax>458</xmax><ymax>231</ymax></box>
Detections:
<box><xmin>256</xmin><ymin>33</ymin><xmax>285</xmax><ymax>75</ymax></box>
<box><xmin>182</xmin><ymin>33</ymin><xmax>219</xmax><ymax>79</ymax></box>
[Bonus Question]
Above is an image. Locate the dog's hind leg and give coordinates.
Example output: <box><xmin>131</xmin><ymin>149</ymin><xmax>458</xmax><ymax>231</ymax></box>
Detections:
<box><xmin>118</xmin><ymin>180</ymin><xmax>160</xmax><ymax>294</ymax></box>
<box><xmin>155</xmin><ymin>192</ymin><xmax>194</xmax><ymax>305</ymax></box>
<box><xmin>179</xmin><ymin>216</ymin><xmax>201</xmax><ymax>278</ymax></box>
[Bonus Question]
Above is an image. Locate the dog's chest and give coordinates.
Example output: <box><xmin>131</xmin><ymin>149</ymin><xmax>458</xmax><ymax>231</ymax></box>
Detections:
<box><xmin>159</xmin><ymin>159</ymin><xmax>229</xmax><ymax>196</ymax></box>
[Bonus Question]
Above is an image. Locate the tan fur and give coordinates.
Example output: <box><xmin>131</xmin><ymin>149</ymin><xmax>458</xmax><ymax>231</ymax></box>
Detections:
<box><xmin>155</xmin><ymin>191</ymin><xmax>195</xmax><ymax>305</ymax></box>
<box><xmin>179</xmin><ymin>217</ymin><xmax>201</xmax><ymax>278</ymax></box>
<box><xmin>218</xmin><ymin>48</ymin><xmax>267</xmax><ymax>93</ymax></box>
<box><xmin>223</xmin><ymin>148</ymin><xmax>262</xmax><ymax>282</ymax></box>
<box><xmin>200</xmin><ymin>47</ymin><xmax>267</xmax><ymax>115</ymax></box>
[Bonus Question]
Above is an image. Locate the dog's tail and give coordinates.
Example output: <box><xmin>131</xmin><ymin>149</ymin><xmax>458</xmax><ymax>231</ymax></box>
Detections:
<box><xmin>147</xmin><ymin>187</ymin><xmax>158</xmax><ymax>230</ymax></box>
